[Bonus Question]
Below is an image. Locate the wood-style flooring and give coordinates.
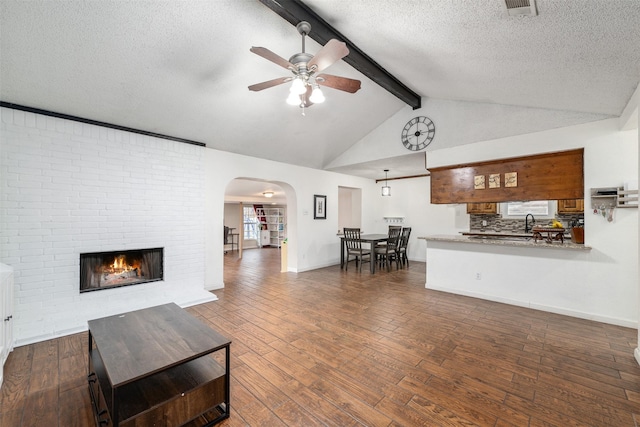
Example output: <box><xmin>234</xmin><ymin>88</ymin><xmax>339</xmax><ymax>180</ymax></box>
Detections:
<box><xmin>2</xmin><ymin>248</ymin><xmax>640</xmax><ymax>426</ymax></box>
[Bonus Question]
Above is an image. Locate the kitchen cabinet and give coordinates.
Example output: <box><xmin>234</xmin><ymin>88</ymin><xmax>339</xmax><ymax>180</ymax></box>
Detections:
<box><xmin>430</xmin><ymin>148</ymin><xmax>584</xmax><ymax>204</ymax></box>
<box><xmin>557</xmin><ymin>199</ymin><xmax>584</xmax><ymax>214</ymax></box>
<box><xmin>260</xmin><ymin>229</ymin><xmax>271</xmax><ymax>247</ymax></box>
<box><xmin>467</xmin><ymin>203</ymin><xmax>498</xmax><ymax>214</ymax></box>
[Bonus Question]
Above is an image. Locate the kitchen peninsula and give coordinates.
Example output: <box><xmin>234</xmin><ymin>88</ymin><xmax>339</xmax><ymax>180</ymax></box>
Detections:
<box><xmin>421</xmin><ymin>146</ymin><xmax>638</xmax><ymax>327</ymax></box>
<box><xmin>422</xmin><ymin>233</ymin><xmax>591</xmax><ymax>250</ymax></box>
<box><xmin>420</xmin><ymin>232</ymin><xmax>599</xmax><ymax>325</ymax></box>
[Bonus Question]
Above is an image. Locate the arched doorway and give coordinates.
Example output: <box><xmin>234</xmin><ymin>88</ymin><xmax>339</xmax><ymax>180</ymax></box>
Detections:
<box><xmin>223</xmin><ymin>178</ymin><xmax>296</xmax><ymax>281</ymax></box>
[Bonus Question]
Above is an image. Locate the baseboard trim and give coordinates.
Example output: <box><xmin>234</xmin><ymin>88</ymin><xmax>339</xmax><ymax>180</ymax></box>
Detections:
<box><xmin>425</xmin><ymin>284</ymin><xmax>636</xmax><ymax>328</ymax></box>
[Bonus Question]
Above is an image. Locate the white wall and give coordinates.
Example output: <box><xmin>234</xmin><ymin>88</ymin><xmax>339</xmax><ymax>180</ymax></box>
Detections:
<box><xmin>0</xmin><ymin>107</ymin><xmax>215</xmax><ymax>345</ymax></box>
<box><xmin>377</xmin><ymin>176</ymin><xmax>462</xmax><ymax>263</ymax></box>
<box><xmin>223</xmin><ymin>203</ymin><xmax>242</xmax><ymax>232</ymax></box>
<box><xmin>327</xmin><ymin>98</ymin><xmax>610</xmax><ymax>170</ymax></box>
<box><xmin>425</xmin><ymin>118</ymin><xmax>638</xmax><ymax>327</ymax></box>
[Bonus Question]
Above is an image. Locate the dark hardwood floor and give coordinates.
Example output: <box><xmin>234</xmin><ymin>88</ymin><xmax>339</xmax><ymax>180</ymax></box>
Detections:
<box><xmin>2</xmin><ymin>247</ymin><xmax>640</xmax><ymax>426</ymax></box>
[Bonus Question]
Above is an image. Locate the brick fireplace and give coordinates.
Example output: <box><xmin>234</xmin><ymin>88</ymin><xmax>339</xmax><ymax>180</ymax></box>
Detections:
<box><xmin>1</xmin><ymin>106</ymin><xmax>217</xmax><ymax>346</ymax></box>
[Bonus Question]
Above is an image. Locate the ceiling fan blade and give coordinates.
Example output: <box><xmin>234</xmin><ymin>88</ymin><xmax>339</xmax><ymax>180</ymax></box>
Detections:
<box><xmin>307</xmin><ymin>39</ymin><xmax>349</xmax><ymax>73</ymax></box>
<box><xmin>248</xmin><ymin>77</ymin><xmax>291</xmax><ymax>92</ymax></box>
<box><xmin>250</xmin><ymin>46</ymin><xmax>294</xmax><ymax>70</ymax></box>
<box><xmin>316</xmin><ymin>74</ymin><xmax>362</xmax><ymax>93</ymax></box>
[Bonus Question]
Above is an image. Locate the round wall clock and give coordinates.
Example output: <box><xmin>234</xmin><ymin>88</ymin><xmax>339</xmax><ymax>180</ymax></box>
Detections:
<box><xmin>401</xmin><ymin>116</ymin><xmax>435</xmax><ymax>151</ymax></box>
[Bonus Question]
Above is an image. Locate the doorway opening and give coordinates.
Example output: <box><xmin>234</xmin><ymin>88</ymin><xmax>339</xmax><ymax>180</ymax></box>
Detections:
<box><xmin>338</xmin><ymin>186</ymin><xmax>362</xmax><ymax>233</ymax></box>
<box><xmin>223</xmin><ymin>179</ymin><xmax>294</xmax><ymax>283</ymax></box>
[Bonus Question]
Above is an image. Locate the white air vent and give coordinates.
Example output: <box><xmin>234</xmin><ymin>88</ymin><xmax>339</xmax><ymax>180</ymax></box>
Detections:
<box><xmin>504</xmin><ymin>0</ymin><xmax>537</xmax><ymax>16</ymax></box>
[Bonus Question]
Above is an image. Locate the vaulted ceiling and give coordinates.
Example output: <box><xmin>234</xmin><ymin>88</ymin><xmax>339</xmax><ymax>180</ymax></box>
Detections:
<box><xmin>1</xmin><ymin>0</ymin><xmax>639</xmax><ymax>190</ymax></box>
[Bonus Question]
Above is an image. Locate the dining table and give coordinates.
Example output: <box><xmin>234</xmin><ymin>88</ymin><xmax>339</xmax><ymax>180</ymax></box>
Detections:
<box><xmin>339</xmin><ymin>233</ymin><xmax>388</xmax><ymax>274</ymax></box>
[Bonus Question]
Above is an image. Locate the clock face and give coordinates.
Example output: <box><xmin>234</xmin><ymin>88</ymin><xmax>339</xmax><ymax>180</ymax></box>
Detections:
<box><xmin>401</xmin><ymin>116</ymin><xmax>435</xmax><ymax>151</ymax></box>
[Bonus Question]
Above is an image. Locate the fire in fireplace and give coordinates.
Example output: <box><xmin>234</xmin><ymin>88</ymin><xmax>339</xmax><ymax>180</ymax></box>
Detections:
<box><xmin>80</xmin><ymin>248</ymin><xmax>163</xmax><ymax>292</ymax></box>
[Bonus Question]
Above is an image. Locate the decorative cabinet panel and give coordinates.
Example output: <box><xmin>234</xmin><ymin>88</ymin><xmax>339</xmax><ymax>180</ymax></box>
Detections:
<box><xmin>557</xmin><ymin>199</ymin><xmax>584</xmax><ymax>214</ymax></box>
<box><xmin>466</xmin><ymin>203</ymin><xmax>498</xmax><ymax>214</ymax></box>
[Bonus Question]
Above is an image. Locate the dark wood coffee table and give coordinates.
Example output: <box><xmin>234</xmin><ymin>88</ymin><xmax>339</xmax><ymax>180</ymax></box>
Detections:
<box><xmin>87</xmin><ymin>303</ymin><xmax>231</xmax><ymax>426</ymax></box>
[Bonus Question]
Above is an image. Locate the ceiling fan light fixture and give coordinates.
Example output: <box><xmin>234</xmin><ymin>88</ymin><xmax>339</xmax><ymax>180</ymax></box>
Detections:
<box><xmin>289</xmin><ymin>77</ymin><xmax>307</xmax><ymax>95</ymax></box>
<box><xmin>309</xmin><ymin>85</ymin><xmax>325</xmax><ymax>103</ymax></box>
<box><xmin>248</xmin><ymin>20</ymin><xmax>361</xmax><ymax>108</ymax></box>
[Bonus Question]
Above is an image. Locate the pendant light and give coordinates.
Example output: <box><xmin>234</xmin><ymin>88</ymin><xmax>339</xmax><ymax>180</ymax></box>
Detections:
<box><xmin>381</xmin><ymin>169</ymin><xmax>391</xmax><ymax>196</ymax></box>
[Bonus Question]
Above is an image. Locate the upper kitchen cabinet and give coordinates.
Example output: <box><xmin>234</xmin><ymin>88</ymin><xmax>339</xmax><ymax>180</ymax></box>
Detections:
<box><xmin>430</xmin><ymin>149</ymin><xmax>584</xmax><ymax>204</ymax></box>
<box><xmin>557</xmin><ymin>199</ymin><xmax>584</xmax><ymax>214</ymax></box>
<box><xmin>467</xmin><ymin>203</ymin><xmax>498</xmax><ymax>214</ymax></box>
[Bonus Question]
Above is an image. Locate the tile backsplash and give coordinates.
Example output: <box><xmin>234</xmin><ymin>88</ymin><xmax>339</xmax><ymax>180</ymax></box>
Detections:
<box><xmin>470</xmin><ymin>213</ymin><xmax>584</xmax><ymax>233</ymax></box>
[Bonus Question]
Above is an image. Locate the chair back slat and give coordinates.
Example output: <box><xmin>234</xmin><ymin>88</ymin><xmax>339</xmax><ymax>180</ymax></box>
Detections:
<box><xmin>400</xmin><ymin>227</ymin><xmax>411</xmax><ymax>249</ymax></box>
<box><xmin>344</xmin><ymin>228</ymin><xmax>361</xmax><ymax>251</ymax></box>
<box><xmin>386</xmin><ymin>226</ymin><xmax>401</xmax><ymax>251</ymax></box>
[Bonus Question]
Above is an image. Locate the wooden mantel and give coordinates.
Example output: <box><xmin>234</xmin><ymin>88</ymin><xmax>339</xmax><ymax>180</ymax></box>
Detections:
<box><xmin>429</xmin><ymin>149</ymin><xmax>584</xmax><ymax>204</ymax></box>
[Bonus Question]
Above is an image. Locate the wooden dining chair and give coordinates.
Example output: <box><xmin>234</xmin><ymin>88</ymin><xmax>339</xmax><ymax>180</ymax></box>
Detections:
<box><xmin>374</xmin><ymin>226</ymin><xmax>401</xmax><ymax>271</ymax></box>
<box><xmin>343</xmin><ymin>228</ymin><xmax>371</xmax><ymax>272</ymax></box>
<box><xmin>376</xmin><ymin>225</ymin><xmax>401</xmax><ymax>248</ymax></box>
<box><xmin>397</xmin><ymin>227</ymin><xmax>412</xmax><ymax>268</ymax></box>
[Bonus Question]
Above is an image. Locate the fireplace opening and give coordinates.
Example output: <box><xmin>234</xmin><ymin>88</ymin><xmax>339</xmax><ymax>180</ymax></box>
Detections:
<box><xmin>80</xmin><ymin>248</ymin><xmax>163</xmax><ymax>293</ymax></box>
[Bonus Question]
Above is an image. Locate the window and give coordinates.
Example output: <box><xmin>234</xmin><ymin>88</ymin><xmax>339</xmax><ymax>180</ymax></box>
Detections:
<box><xmin>243</xmin><ymin>206</ymin><xmax>260</xmax><ymax>240</ymax></box>
<box><xmin>504</xmin><ymin>201</ymin><xmax>552</xmax><ymax>217</ymax></box>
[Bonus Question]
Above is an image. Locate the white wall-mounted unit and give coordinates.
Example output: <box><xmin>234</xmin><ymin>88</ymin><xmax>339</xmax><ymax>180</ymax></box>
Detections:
<box><xmin>0</xmin><ymin>264</ymin><xmax>15</xmax><ymax>388</ymax></box>
<box><xmin>383</xmin><ymin>216</ymin><xmax>405</xmax><ymax>224</ymax></box>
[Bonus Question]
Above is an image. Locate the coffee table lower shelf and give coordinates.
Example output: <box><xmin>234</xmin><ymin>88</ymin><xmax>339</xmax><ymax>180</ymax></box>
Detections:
<box><xmin>89</xmin><ymin>350</ymin><xmax>228</xmax><ymax>426</ymax></box>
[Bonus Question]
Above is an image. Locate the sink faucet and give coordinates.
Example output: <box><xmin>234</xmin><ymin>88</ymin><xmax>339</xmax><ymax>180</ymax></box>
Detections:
<box><xmin>525</xmin><ymin>213</ymin><xmax>535</xmax><ymax>233</ymax></box>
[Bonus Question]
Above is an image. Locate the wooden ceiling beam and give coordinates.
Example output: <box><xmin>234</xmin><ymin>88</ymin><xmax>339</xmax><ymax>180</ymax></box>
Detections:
<box><xmin>258</xmin><ymin>0</ymin><xmax>422</xmax><ymax>110</ymax></box>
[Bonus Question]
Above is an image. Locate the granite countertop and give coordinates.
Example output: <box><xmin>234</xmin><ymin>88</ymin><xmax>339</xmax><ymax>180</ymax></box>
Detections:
<box><xmin>419</xmin><ymin>232</ymin><xmax>591</xmax><ymax>251</ymax></box>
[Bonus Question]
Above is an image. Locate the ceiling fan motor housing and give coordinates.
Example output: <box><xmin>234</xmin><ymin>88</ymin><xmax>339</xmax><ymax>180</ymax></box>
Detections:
<box><xmin>289</xmin><ymin>52</ymin><xmax>314</xmax><ymax>80</ymax></box>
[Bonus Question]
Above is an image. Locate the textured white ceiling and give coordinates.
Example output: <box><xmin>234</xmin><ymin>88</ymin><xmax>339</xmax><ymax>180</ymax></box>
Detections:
<box><xmin>1</xmin><ymin>0</ymin><xmax>639</xmax><ymax>197</ymax></box>
<box><xmin>307</xmin><ymin>0</ymin><xmax>640</xmax><ymax>115</ymax></box>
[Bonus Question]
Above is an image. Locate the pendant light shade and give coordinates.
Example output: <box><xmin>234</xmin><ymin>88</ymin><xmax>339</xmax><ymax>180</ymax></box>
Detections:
<box><xmin>381</xmin><ymin>169</ymin><xmax>391</xmax><ymax>196</ymax></box>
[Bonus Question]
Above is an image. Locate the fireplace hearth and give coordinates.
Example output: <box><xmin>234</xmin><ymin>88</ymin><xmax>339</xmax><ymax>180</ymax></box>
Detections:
<box><xmin>80</xmin><ymin>248</ymin><xmax>163</xmax><ymax>292</ymax></box>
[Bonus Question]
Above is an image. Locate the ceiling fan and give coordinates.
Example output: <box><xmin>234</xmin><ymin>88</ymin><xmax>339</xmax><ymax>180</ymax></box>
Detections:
<box><xmin>248</xmin><ymin>21</ymin><xmax>361</xmax><ymax>109</ymax></box>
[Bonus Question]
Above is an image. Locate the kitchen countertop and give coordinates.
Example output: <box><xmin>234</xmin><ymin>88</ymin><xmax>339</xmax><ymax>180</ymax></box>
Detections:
<box><xmin>419</xmin><ymin>232</ymin><xmax>591</xmax><ymax>251</ymax></box>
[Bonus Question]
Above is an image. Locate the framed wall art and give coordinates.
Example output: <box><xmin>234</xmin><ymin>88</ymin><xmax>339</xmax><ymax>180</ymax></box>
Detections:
<box><xmin>314</xmin><ymin>195</ymin><xmax>326</xmax><ymax>219</ymax></box>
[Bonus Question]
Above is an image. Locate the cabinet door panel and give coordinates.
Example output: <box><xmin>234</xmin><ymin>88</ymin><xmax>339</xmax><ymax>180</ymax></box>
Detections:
<box><xmin>467</xmin><ymin>203</ymin><xmax>497</xmax><ymax>214</ymax></box>
<box><xmin>557</xmin><ymin>199</ymin><xmax>584</xmax><ymax>213</ymax></box>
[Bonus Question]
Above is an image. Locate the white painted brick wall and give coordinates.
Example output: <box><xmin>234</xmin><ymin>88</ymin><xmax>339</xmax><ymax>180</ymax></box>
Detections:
<box><xmin>0</xmin><ymin>107</ymin><xmax>215</xmax><ymax>345</ymax></box>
